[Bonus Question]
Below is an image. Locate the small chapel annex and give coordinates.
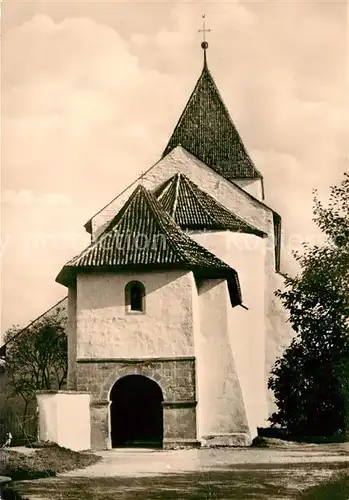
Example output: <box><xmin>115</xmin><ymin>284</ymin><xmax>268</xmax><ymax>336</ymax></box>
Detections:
<box><xmin>11</xmin><ymin>40</ymin><xmax>294</xmax><ymax>451</ymax></box>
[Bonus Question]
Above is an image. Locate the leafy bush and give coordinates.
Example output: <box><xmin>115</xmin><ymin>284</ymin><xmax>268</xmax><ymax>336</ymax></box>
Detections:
<box><xmin>269</xmin><ymin>172</ymin><xmax>349</xmax><ymax>437</ymax></box>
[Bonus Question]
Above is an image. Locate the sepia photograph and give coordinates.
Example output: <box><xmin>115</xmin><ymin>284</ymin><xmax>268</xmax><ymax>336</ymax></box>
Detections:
<box><xmin>0</xmin><ymin>0</ymin><xmax>348</xmax><ymax>498</ymax></box>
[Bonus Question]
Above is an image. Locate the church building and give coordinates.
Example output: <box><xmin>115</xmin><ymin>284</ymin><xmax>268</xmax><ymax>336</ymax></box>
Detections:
<box><xmin>53</xmin><ymin>40</ymin><xmax>292</xmax><ymax>450</ymax></box>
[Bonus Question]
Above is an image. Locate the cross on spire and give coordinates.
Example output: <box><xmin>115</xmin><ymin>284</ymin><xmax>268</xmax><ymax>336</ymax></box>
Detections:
<box><xmin>198</xmin><ymin>14</ymin><xmax>211</xmax><ymax>69</ymax></box>
<box><xmin>199</xmin><ymin>14</ymin><xmax>211</xmax><ymax>43</ymax></box>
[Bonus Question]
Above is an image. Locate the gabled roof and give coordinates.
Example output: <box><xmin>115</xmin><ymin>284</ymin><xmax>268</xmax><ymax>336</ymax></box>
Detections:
<box><xmin>162</xmin><ymin>64</ymin><xmax>261</xmax><ymax>180</ymax></box>
<box><xmin>56</xmin><ymin>185</ymin><xmax>242</xmax><ymax>306</ymax></box>
<box><xmin>154</xmin><ymin>173</ymin><xmax>266</xmax><ymax>237</ymax></box>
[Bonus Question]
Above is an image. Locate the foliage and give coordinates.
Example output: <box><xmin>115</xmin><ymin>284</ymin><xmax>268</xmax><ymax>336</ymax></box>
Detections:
<box><xmin>268</xmin><ymin>172</ymin><xmax>349</xmax><ymax>437</ymax></box>
<box><xmin>4</xmin><ymin>307</ymin><xmax>67</xmax><ymax>425</ymax></box>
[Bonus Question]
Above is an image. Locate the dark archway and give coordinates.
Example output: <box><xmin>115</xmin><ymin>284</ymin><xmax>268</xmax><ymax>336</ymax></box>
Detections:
<box><xmin>110</xmin><ymin>375</ymin><xmax>164</xmax><ymax>448</ymax></box>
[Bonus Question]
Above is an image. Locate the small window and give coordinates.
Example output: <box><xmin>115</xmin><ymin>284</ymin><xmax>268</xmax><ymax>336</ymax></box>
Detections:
<box><xmin>125</xmin><ymin>281</ymin><xmax>146</xmax><ymax>313</ymax></box>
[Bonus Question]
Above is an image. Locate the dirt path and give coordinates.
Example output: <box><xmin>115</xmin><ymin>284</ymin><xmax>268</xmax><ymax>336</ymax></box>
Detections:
<box><xmin>61</xmin><ymin>443</ymin><xmax>349</xmax><ymax>478</ymax></box>
<box><xmin>13</xmin><ymin>444</ymin><xmax>349</xmax><ymax>500</ymax></box>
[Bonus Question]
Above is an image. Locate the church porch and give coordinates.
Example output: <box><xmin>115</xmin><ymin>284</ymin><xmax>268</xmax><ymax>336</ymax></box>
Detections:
<box><xmin>75</xmin><ymin>358</ymin><xmax>199</xmax><ymax>450</ymax></box>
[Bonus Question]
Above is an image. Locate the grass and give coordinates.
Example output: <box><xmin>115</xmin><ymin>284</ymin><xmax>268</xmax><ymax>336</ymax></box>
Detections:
<box><xmin>299</xmin><ymin>472</ymin><xmax>349</xmax><ymax>499</ymax></box>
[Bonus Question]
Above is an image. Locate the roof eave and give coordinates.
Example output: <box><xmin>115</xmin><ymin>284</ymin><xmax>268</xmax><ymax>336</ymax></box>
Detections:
<box><xmin>55</xmin><ymin>267</ymin><xmax>74</xmax><ymax>288</ymax></box>
<box><xmin>84</xmin><ymin>219</ymin><xmax>92</xmax><ymax>234</ymax></box>
<box><xmin>193</xmin><ymin>267</ymin><xmax>242</xmax><ymax>308</ymax></box>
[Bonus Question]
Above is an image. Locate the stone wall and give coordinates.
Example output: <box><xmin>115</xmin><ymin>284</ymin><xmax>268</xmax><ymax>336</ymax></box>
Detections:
<box><xmin>76</xmin><ymin>358</ymin><xmax>197</xmax><ymax>450</ymax></box>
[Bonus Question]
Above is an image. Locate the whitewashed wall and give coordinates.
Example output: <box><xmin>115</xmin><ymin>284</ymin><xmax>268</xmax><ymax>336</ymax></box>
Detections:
<box><xmin>234</xmin><ymin>178</ymin><xmax>264</xmax><ymax>201</ymax></box>
<box><xmin>37</xmin><ymin>391</ymin><xmax>90</xmax><ymax>451</ymax></box>
<box><xmin>195</xmin><ymin>277</ymin><xmax>250</xmax><ymax>444</ymax></box>
<box><xmin>89</xmin><ymin>147</ymin><xmax>270</xmax><ymax>241</ymax></box>
<box><xmin>76</xmin><ymin>270</ymin><xmax>196</xmax><ymax>359</ymax></box>
<box><xmin>191</xmin><ymin>230</ymin><xmax>267</xmax><ymax>439</ymax></box>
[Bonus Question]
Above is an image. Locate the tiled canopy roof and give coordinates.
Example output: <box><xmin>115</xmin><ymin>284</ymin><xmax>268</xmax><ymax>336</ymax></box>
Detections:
<box><xmin>154</xmin><ymin>173</ymin><xmax>265</xmax><ymax>236</ymax></box>
<box><xmin>56</xmin><ymin>185</ymin><xmax>241</xmax><ymax>306</ymax></box>
<box><xmin>162</xmin><ymin>65</ymin><xmax>261</xmax><ymax>180</ymax></box>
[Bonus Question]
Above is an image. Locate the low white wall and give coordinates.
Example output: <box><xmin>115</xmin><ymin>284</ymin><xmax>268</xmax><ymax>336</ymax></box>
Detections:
<box><xmin>37</xmin><ymin>393</ymin><xmax>58</xmax><ymax>443</ymax></box>
<box><xmin>37</xmin><ymin>391</ymin><xmax>91</xmax><ymax>451</ymax></box>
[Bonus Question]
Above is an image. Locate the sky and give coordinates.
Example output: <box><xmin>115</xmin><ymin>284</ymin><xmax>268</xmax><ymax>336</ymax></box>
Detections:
<box><xmin>1</xmin><ymin>0</ymin><xmax>348</xmax><ymax>336</ymax></box>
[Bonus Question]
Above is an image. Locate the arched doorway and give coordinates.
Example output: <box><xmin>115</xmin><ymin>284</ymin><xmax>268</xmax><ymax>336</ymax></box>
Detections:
<box><xmin>110</xmin><ymin>375</ymin><xmax>164</xmax><ymax>448</ymax></box>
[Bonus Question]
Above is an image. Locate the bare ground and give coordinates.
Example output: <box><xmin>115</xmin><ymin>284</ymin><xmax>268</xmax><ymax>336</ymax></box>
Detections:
<box><xmin>11</xmin><ymin>444</ymin><xmax>349</xmax><ymax>500</ymax></box>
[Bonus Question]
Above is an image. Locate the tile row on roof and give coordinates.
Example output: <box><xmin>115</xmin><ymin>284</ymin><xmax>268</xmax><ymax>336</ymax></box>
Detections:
<box><xmin>56</xmin><ymin>185</ymin><xmax>242</xmax><ymax>306</ymax></box>
<box><xmin>162</xmin><ymin>65</ymin><xmax>261</xmax><ymax>180</ymax></box>
<box><xmin>154</xmin><ymin>172</ymin><xmax>266</xmax><ymax>236</ymax></box>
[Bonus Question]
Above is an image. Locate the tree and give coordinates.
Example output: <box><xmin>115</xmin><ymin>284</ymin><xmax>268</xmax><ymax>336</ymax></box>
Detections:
<box><xmin>4</xmin><ymin>307</ymin><xmax>67</xmax><ymax>431</ymax></box>
<box><xmin>268</xmin><ymin>172</ymin><xmax>349</xmax><ymax>437</ymax></box>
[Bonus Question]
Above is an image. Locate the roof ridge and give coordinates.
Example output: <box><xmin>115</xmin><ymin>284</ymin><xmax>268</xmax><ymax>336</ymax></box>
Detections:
<box><xmin>136</xmin><ymin>186</ymin><xmax>193</xmax><ymax>262</ymax></box>
<box><xmin>182</xmin><ymin>174</ymin><xmax>265</xmax><ymax>235</ymax></box>
<box><xmin>84</xmin><ymin>146</ymin><xmax>278</xmax><ymax>236</ymax></box>
<box><xmin>162</xmin><ymin>66</ymin><xmax>262</xmax><ymax>180</ymax></box>
<box><xmin>171</xmin><ymin>172</ymin><xmax>181</xmax><ymax>219</ymax></box>
<box><xmin>202</xmin><ymin>69</ymin><xmax>263</xmax><ymax>179</ymax></box>
<box><xmin>156</xmin><ymin>172</ymin><xmax>266</xmax><ymax>236</ymax></box>
<box><xmin>141</xmin><ymin>185</ymin><xmax>222</xmax><ymax>265</ymax></box>
<box><xmin>56</xmin><ymin>183</ymin><xmax>242</xmax><ymax>305</ymax></box>
<box><xmin>181</xmin><ymin>173</ymin><xmax>226</xmax><ymax>228</ymax></box>
<box><xmin>162</xmin><ymin>69</ymin><xmax>206</xmax><ymax>157</ymax></box>
<box><xmin>156</xmin><ymin>176</ymin><xmax>173</xmax><ymax>203</ymax></box>
<box><xmin>100</xmin><ymin>184</ymin><xmax>145</xmax><ymax>236</ymax></box>
<box><xmin>67</xmin><ymin>186</ymin><xmax>146</xmax><ymax>267</ymax></box>
<box><xmin>84</xmin><ymin>162</ymin><xmax>158</xmax><ymax>232</ymax></box>
<box><xmin>147</xmin><ymin>186</ymin><xmax>231</xmax><ymax>265</ymax></box>
<box><xmin>81</xmin><ymin>183</ymin><xmax>204</xmax><ymax>269</ymax></box>
<box><xmin>1</xmin><ymin>296</ymin><xmax>67</xmax><ymax>348</ymax></box>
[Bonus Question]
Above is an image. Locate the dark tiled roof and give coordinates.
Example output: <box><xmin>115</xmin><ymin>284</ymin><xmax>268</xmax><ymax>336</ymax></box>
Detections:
<box><xmin>56</xmin><ymin>185</ymin><xmax>241</xmax><ymax>306</ymax></box>
<box><xmin>154</xmin><ymin>173</ymin><xmax>265</xmax><ymax>236</ymax></box>
<box><xmin>162</xmin><ymin>66</ymin><xmax>261</xmax><ymax>180</ymax></box>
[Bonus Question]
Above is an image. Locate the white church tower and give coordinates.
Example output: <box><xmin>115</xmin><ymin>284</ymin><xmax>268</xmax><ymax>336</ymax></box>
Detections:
<box><xmin>54</xmin><ymin>37</ymin><xmax>292</xmax><ymax>450</ymax></box>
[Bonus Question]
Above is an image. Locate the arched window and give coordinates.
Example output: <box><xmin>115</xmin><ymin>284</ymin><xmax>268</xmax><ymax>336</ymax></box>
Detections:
<box><xmin>125</xmin><ymin>281</ymin><xmax>146</xmax><ymax>313</ymax></box>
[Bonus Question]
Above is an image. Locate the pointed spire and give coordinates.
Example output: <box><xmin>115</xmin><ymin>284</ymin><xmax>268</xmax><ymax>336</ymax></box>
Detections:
<box><xmin>162</xmin><ymin>21</ymin><xmax>262</xmax><ymax>181</ymax></box>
